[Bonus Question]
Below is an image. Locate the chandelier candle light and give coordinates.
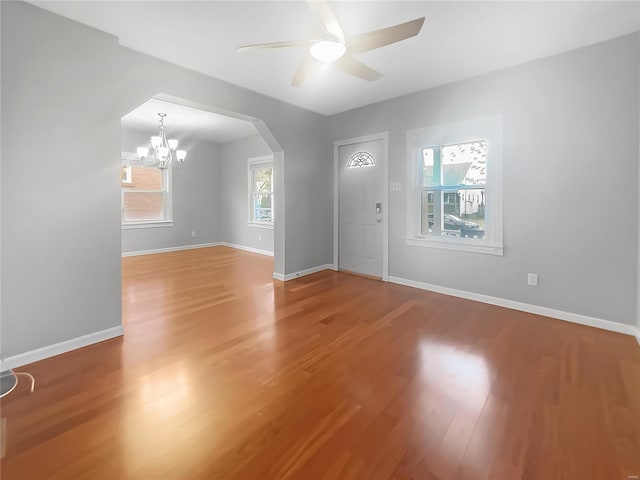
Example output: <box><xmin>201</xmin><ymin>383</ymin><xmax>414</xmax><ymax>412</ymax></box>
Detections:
<box><xmin>136</xmin><ymin>113</ymin><xmax>187</xmax><ymax>169</ymax></box>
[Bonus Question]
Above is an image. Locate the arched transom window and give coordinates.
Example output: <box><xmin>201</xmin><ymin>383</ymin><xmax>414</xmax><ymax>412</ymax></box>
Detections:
<box><xmin>347</xmin><ymin>151</ymin><xmax>375</xmax><ymax>168</ymax></box>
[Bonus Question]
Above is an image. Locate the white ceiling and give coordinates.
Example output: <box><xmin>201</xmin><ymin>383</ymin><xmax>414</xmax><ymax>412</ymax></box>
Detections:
<box><xmin>32</xmin><ymin>1</ymin><xmax>640</xmax><ymax>116</ymax></box>
<box><xmin>122</xmin><ymin>98</ymin><xmax>258</xmax><ymax>143</ymax></box>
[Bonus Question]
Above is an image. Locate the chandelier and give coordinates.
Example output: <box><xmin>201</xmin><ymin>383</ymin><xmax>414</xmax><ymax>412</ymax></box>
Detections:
<box><xmin>136</xmin><ymin>113</ymin><xmax>187</xmax><ymax>169</ymax></box>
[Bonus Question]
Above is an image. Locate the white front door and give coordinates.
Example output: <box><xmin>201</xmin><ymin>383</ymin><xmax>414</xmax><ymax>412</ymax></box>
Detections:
<box><xmin>338</xmin><ymin>139</ymin><xmax>384</xmax><ymax>278</ymax></box>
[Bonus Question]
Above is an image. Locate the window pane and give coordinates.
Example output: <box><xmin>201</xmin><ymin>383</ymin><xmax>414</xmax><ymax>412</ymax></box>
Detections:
<box><xmin>422</xmin><ymin>189</ymin><xmax>486</xmax><ymax>238</ymax></box>
<box><xmin>253</xmin><ymin>193</ymin><xmax>272</xmax><ymax>222</ymax></box>
<box><xmin>442</xmin><ymin>189</ymin><xmax>485</xmax><ymax>238</ymax></box>
<box><xmin>421</xmin><ymin>148</ymin><xmax>437</xmax><ymax>187</ymax></box>
<box><xmin>122</xmin><ymin>166</ymin><xmax>162</xmax><ymax>190</ymax></box>
<box><xmin>421</xmin><ymin>190</ymin><xmax>435</xmax><ymax>235</ymax></box>
<box><xmin>442</xmin><ymin>141</ymin><xmax>487</xmax><ymax>186</ymax></box>
<box><xmin>347</xmin><ymin>151</ymin><xmax>375</xmax><ymax>168</ymax></box>
<box><xmin>254</xmin><ymin>167</ymin><xmax>272</xmax><ymax>193</ymax></box>
<box><xmin>122</xmin><ymin>166</ymin><xmax>132</xmax><ymax>184</ymax></box>
<box><xmin>123</xmin><ymin>192</ymin><xmax>164</xmax><ymax>222</ymax></box>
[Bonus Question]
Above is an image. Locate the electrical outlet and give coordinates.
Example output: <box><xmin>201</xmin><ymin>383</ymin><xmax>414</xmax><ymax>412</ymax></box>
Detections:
<box><xmin>390</xmin><ymin>182</ymin><xmax>401</xmax><ymax>191</ymax></box>
<box><xmin>258</xmin><ymin>234</ymin><xmax>262</xmax><ymax>241</ymax></box>
<box><xmin>527</xmin><ymin>273</ymin><xmax>538</xmax><ymax>286</ymax></box>
<box><xmin>191</xmin><ymin>231</ymin><xmax>197</xmax><ymax>237</ymax></box>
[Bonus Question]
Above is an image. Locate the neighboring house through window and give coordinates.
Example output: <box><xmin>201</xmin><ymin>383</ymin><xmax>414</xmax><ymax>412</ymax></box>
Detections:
<box><xmin>248</xmin><ymin>155</ymin><xmax>274</xmax><ymax>228</ymax></box>
<box><xmin>406</xmin><ymin>116</ymin><xmax>503</xmax><ymax>255</ymax></box>
<box><xmin>420</xmin><ymin>141</ymin><xmax>487</xmax><ymax>236</ymax></box>
<box><xmin>121</xmin><ymin>153</ymin><xmax>173</xmax><ymax>228</ymax></box>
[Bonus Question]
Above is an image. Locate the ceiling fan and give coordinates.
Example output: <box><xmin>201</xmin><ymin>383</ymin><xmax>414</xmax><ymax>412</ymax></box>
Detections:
<box><xmin>236</xmin><ymin>0</ymin><xmax>425</xmax><ymax>86</ymax></box>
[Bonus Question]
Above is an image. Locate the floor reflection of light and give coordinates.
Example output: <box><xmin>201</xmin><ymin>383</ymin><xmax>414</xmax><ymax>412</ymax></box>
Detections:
<box><xmin>418</xmin><ymin>341</ymin><xmax>491</xmax><ymax>411</ymax></box>
<box><xmin>123</xmin><ymin>362</ymin><xmax>199</xmax><ymax>476</ymax></box>
<box><xmin>252</xmin><ymin>282</ymin><xmax>277</xmax><ymax>347</ymax></box>
<box><xmin>418</xmin><ymin>341</ymin><xmax>494</xmax><ymax>473</ymax></box>
<box><xmin>139</xmin><ymin>367</ymin><xmax>191</xmax><ymax>414</ymax></box>
<box><xmin>254</xmin><ymin>282</ymin><xmax>276</xmax><ymax>312</ymax></box>
<box><xmin>124</xmin><ymin>279</ymin><xmax>167</xmax><ymax>305</ymax></box>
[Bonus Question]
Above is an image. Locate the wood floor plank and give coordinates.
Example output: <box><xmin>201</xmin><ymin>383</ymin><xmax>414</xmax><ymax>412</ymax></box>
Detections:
<box><xmin>2</xmin><ymin>246</ymin><xmax>639</xmax><ymax>479</ymax></box>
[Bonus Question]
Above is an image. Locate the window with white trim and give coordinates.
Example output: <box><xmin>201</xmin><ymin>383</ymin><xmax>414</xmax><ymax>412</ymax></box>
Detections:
<box><xmin>121</xmin><ymin>154</ymin><xmax>172</xmax><ymax>227</ymax></box>
<box><xmin>406</xmin><ymin>117</ymin><xmax>503</xmax><ymax>255</ymax></box>
<box><xmin>248</xmin><ymin>155</ymin><xmax>273</xmax><ymax>228</ymax></box>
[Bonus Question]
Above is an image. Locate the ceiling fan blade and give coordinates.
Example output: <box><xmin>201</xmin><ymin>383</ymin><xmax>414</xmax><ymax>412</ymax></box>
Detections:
<box><xmin>292</xmin><ymin>54</ymin><xmax>317</xmax><ymax>86</ymax></box>
<box><xmin>236</xmin><ymin>39</ymin><xmax>313</xmax><ymax>52</ymax></box>
<box><xmin>306</xmin><ymin>0</ymin><xmax>345</xmax><ymax>43</ymax></box>
<box><xmin>348</xmin><ymin>17</ymin><xmax>425</xmax><ymax>54</ymax></box>
<box><xmin>335</xmin><ymin>55</ymin><xmax>383</xmax><ymax>81</ymax></box>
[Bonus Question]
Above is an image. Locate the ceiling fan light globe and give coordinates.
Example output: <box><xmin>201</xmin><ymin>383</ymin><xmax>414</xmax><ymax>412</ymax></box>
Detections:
<box><xmin>310</xmin><ymin>40</ymin><xmax>346</xmax><ymax>63</ymax></box>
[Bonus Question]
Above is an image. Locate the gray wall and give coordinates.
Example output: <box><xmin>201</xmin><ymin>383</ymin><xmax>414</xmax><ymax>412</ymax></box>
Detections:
<box><xmin>284</xmin><ymin>139</ymin><xmax>334</xmax><ymax>271</ymax></box>
<box><xmin>219</xmin><ymin>135</ymin><xmax>274</xmax><ymax>253</ymax></box>
<box><xmin>120</xmin><ymin>129</ymin><xmax>220</xmax><ymax>253</ymax></box>
<box><xmin>1</xmin><ymin>1</ymin><xmax>334</xmax><ymax>358</ymax></box>
<box><xmin>329</xmin><ymin>33</ymin><xmax>640</xmax><ymax>327</ymax></box>
<box><xmin>1</xmin><ymin>2</ymin><xmax>123</xmax><ymax>356</ymax></box>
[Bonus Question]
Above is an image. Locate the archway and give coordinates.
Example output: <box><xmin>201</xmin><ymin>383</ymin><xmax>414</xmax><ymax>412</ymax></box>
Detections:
<box><xmin>119</xmin><ymin>93</ymin><xmax>285</xmax><ymax>277</ymax></box>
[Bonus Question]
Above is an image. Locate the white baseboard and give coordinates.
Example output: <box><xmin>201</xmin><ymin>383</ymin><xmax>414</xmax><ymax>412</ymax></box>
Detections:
<box><xmin>636</xmin><ymin>328</ymin><xmax>640</xmax><ymax>346</ymax></box>
<box><xmin>273</xmin><ymin>264</ymin><xmax>337</xmax><ymax>282</ymax></box>
<box><xmin>218</xmin><ymin>242</ymin><xmax>273</xmax><ymax>257</ymax></box>
<box><xmin>122</xmin><ymin>242</ymin><xmax>222</xmax><ymax>257</ymax></box>
<box><xmin>3</xmin><ymin>325</ymin><xmax>124</xmax><ymax>369</ymax></box>
<box><xmin>388</xmin><ymin>276</ymin><xmax>637</xmax><ymax>337</ymax></box>
<box><xmin>122</xmin><ymin>242</ymin><xmax>274</xmax><ymax>258</ymax></box>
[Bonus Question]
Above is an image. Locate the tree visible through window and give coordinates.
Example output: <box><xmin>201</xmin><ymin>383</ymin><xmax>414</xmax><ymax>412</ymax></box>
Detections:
<box><xmin>248</xmin><ymin>156</ymin><xmax>273</xmax><ymax>226</ymax></box>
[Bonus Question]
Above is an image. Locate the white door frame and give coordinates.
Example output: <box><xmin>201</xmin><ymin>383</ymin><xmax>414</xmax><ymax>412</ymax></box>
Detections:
<box><xmin>333</xmin><ymin>131</ymin><xmax>389</xmax><ymax>281</ymax></box>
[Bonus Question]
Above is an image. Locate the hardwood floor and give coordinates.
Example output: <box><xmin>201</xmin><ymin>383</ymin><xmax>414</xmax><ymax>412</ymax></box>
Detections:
<box><xmin>2</xmin><ymin>246</ymin><xmax>639</xmax><ymax>479</ymax></box>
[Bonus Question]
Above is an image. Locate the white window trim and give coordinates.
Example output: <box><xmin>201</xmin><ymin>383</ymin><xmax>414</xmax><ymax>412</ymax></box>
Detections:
<box><xmin>121</xmin><ymin>152</ymin><xmax>173</xmax><ymax>228</ymax></box>
<box><xmin>247</xmin><ymin>155</ymin><xmax>274</xmax><ymax>230</ymax></box>
<box><xmin>248</xmin><ymin>221</ymin><xmax>275</xmax><ymax>230</ymax></box>
<box><xmin>122</xmin><ymin>221</ymin><xmax>174</xmax><ymax>230</ymax></box>
<box><xmin>122</xmin><ymin>165</ymin><xmax>132</xmax><ymax>185</ymax></box>
<box><xmin>406</xmin><ymin>116</ymin><xmax>503</xmax><ymax>256</ymax></box>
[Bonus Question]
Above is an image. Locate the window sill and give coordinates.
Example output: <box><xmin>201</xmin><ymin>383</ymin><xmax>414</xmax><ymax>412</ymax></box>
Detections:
<box><xmin>406</xmin><ymin>236</ymin><xmax>503</xmax><ymax>256</ymax></box>
<box><xmin>122</xmin><ymin>221</ymin><xmax>174</xmax><ymax>230</ymax></box>
<box><xmin>248</xmin><ymin>222</ymin><xmax>274</xmax><ymax>230</ymax></box>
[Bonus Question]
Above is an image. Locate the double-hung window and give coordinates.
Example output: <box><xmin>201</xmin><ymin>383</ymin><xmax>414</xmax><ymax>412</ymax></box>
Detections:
<box><xmin>121</xmin><ymin>153</ymin><xmax>173</xmax><ymax>228</ymax></box>
<box><xmin>406</xmin><ymin>116</ymin><xmax>503</xmax><ymax>255</ymax></box>
<box><xmin>248</xmin><ymin>155</ymin><xmax>274</xmax><ymax>228</ymax></box>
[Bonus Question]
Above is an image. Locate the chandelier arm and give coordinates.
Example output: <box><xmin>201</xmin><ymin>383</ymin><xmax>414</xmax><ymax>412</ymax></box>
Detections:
<box><xmin>142</xmin><ymin>153</ymin><xmax>156</xmax><ymax>167</ymax></box>
<box><xmin>170</xmin><ymin>156</ymin><xmax>182</xmax><ymax>168</ymax></box>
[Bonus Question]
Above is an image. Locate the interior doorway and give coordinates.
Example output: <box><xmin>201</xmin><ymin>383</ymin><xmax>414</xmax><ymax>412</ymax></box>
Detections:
<box><xmin>119</xmin><ymin>95</ymin><xmax>284</xmax><ymax>277</ymax></box>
